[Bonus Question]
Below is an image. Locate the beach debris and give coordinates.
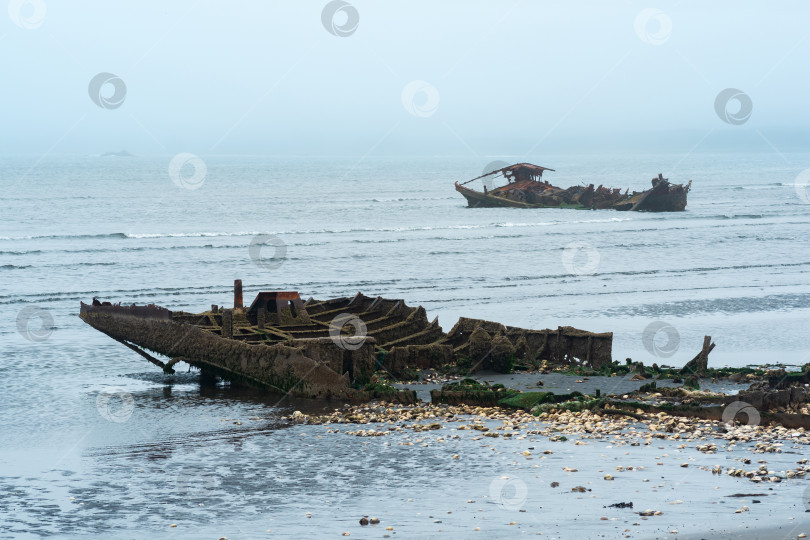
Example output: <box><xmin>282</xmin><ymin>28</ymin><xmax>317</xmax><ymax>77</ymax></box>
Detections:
<box><xmin>680</xmin><ymin>336</ymin><xmax>715</xmax><ymax>377</ymax></box>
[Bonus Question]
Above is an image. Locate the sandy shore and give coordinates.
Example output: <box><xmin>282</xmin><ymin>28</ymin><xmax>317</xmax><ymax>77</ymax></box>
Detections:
<box><xmin>273</xmin><ymin>387</ymin><xmax>810</xmax><ymax>539</ymax></box>
<box><xmin>674</xmin><ymin>526</ymin><xmax>810</xmax><ymax>539</ymax></box>
<box><xmin>5</xmin><ymin>370</ymin><xmax>807</xmax><ymax>539</ymax></box>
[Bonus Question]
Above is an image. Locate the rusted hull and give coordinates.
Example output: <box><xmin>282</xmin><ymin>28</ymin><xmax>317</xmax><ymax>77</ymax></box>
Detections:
<box><xmin>456</xmin><ymin>166</ymin><xmax>691</xmax><ymax>212</ymax></box>
<box><xmin>80</xmin><ymin>289</ymin><xmax>613</xmax><ymax>400</ymax></box>
<box><xmin>455</xmin><ymin>182</ymin><xmax>588</xmax><ymax>209</ymax></box>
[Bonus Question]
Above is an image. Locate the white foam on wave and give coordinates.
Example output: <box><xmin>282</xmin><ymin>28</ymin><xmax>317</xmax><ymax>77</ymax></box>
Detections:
<box><xmin>0</xmin><ymin>217</ymin><xmax>634</xmax><ymax>242</ymax></box>
<box><xmin>124</xmin><ymin>231</ymin><xmax>260</xmax><ymax>239</ymax></box>
<box><xmin>497</xmin><ymin>217</ymin><xmax>632</xmax><ymax>228</ymax></box>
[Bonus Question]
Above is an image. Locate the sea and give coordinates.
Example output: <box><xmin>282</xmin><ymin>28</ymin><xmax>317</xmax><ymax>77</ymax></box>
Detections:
<box><xmin>2</xmin><ymin>152</ymin><xmax>810</xmax><ymax>538</ymax></box>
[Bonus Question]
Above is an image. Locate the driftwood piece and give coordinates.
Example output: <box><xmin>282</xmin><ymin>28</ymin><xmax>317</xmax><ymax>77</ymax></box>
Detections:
<box><xmin>680</xmin><ymin>335</ymin><xmax>715</xmax><ymax>376</ymax></box>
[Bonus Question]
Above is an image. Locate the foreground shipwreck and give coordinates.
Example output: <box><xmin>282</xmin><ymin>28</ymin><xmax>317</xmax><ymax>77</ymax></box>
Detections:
<box><xmin>80</xmin><ymin>280</ymin><xmax>612</xmax><ymax>400</ymax></box>
<box><xmin>455</xmin><ymin>163</ymin><xmax>691</xmax><ymax>211</ymax></box>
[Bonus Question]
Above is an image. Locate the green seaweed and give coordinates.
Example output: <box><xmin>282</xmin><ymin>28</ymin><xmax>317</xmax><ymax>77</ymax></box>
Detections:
<box><xmin>432</xmin><ymin>378</ymin><xmax>519</xmax><ymax>406</ymax></box>
<box><xmin>501</xmin><ymin>391</ymin><xmax>587</xmax><ymax>410</ymax></box>
<box><xmin>498</xmin><ymin>392</ymin><xmax>553</xmax><ymax>409</ymax></box>
<box><xmin>362</xmin><ymin>381</ymin><xmax>398</xmax><ymax>394</ymax></box>
<box><xmin>638</xmin><ymin>381</ymin><xmax>657</xmax><ymax>393</ymax></box>
<box><xmin>531</xmin><ymin>397</ymin><xmax>604</xmax><ymax>414</ymax></box>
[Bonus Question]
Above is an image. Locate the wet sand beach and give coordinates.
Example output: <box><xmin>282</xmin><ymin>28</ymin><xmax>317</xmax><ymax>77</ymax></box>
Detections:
<box><xmin>4</xmin><ymin>370</ymin><xmax>809</xmax><ymax>539</ymax></box>
<box><xmin>289</xmin><ymin>393</ymin><xmax>810</xmax><ymax>539</ymax></box>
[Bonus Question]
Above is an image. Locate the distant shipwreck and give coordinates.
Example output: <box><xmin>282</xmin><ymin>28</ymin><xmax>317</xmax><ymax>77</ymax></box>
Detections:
<box><xmin>455</xmin><ymin>163</ymin><xmax>691</xmax><ymax>211</ymax></box>
<box><xmin>80</xmin><ymin>280</ymin><xmax>612</xmax><ymax>400</ymax></box>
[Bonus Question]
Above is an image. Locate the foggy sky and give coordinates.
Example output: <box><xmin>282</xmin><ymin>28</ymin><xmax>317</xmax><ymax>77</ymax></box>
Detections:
<box><xmin>2</xmin><ymin>1</ymin><xmax>808</xmax><ymax>156</ymax></box>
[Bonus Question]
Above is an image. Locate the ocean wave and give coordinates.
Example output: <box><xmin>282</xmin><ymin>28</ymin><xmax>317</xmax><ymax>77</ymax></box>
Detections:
<box><xmin>734</xmin><ymin>183</ymin><xmax>787</xmax><ymax>190</ymax></box>
<box><xmin>685</xmin><ymin>214</ymin><xmax>765</xmax><ymax>221</ymax></box>
<box><xmin>0</xmin><ymin>232</ymin><xmax>129</xmax><ymax>241</ymax></box>
<box><xmin>600</xmin><ymin>292</ymin><xmax>810</xmax><ymax>318</ymax></box>
<box><xmin>0</xmin><ymin>280</ymin><xmax>406</xmax><ymax>305</ymax></box>
<box><xmin>0</xmin><ymin>261</ymin><xmax>118</xmax><ymax>271</ymax></box>
<box><xmin>0</xmin><ymin>219</ymin><xmax>641</xmax><ymax>242</ymax></box>
<box><xmin>372</xmin><ymin>196</ymin><xmax>455</xmax><ymax>202</ymax></box>
<box><xmin>1</xmin><ymin>214</ymin><xmax>799</xmax><ymax>246</ymax></box>
<box><xmin>495</xmin><ymin>217</ymin><xmax>632</xmax><ymax>228</ymax></box>
<box><xmin>123</xmin><ymin>232</ymin><xmax>255</xmax><ymax>239</ymax></box>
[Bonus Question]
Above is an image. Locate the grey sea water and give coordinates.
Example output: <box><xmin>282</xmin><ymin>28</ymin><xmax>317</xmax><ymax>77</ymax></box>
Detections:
<box><xmin>2</xmin><ymin>152</ymin><xmax>810</xmax><ymax>538</ymax></box>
